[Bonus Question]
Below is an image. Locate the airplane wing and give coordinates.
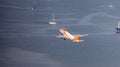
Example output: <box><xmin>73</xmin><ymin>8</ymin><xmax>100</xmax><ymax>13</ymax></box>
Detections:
<box><xmin>73</xmin><ymin>34</ymin><xmax>88</xmax><ymax>37</ymax></box>
<box><xmin>78</xmin><ymin>40</ymin><xmax>84</xmax><ymax>42</ymax></box>
<box><xmin>80</xmin><ymin>34</ymin><xmax>88</xmax><ymax>37</ymax></box>
<box><xmin>72</xmin><ymin>39</ymin><xmax>84</xmax><ymax>42</ymax></box>
<box><xmin>56</xmin><ymin>34</ymin><xmax>69</xmax><ymax>39</ymax></box>
<box><xmin>56</xmin><ymin>34</ymin><xmax>64</xmax><ymax>38</ymax></box>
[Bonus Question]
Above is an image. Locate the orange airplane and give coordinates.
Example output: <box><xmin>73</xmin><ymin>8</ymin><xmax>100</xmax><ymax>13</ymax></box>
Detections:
<box><xmin>57</xmin><ymin>28</ymin><xmax>88</xmax><ymax>42</ymax></box>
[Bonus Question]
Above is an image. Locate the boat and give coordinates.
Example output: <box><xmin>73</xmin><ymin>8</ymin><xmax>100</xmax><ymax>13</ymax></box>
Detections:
<box><xmin>116</xmin><ymin>21</ymin><xmax>120</xmax><ymax>33</ymax></box>
<box><xmin>49</xmin><ymin>13</ymin><xmax>57</xmax><ymax>25</ymax></box>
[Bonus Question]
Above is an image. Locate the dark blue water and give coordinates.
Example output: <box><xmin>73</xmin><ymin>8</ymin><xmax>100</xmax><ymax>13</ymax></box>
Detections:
<box><xmin>0</xmin><ymin>0</ymin><xmax>120</xmax><ymax>67</ymax></box>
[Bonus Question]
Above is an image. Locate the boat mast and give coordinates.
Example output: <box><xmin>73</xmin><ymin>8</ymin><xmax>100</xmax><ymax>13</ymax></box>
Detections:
<box><xmin>52</xmin><ymin>13</ymin><xmax>55</xmax><ymax>22</ymax></box>
<box><xmin>118</xmin><ymin>21</ymin><xmax>120</xmax><ymax>28</ymax></box>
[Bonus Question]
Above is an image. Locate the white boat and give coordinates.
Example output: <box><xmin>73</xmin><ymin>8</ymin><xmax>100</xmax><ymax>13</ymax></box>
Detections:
<box><xmin>116</xmin><ymin>21</ymin><xmax>120</xmax><ymax>33</ymax></box>
<box><xmin>49</xmin><ymin>13</ymin><xmax>57</xmax><ymax>25</ymax></box>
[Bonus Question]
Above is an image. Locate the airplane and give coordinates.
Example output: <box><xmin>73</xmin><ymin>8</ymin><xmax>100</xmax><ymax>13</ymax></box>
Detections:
<box><xmin>56</xmin><ymin>28</ymin><xmax>88</xmax><ymax>43</ymax></box>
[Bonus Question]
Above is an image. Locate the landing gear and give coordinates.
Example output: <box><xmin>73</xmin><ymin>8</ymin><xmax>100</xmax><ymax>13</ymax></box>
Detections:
<box><xmin>64</xmin><ymin>38</ymin><xmax>67</xmax><ymax>40</ymax></box>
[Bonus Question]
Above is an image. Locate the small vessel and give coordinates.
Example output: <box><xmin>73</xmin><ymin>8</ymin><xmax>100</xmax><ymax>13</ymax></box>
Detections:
<box><xmin>116</xmin><ymin>21</ymin><xmax>120</xmax><ymax>33</ymax></box>
<box><xmin>109</xmin><ymin>4</ymin><xmax>113</xmax><ymax>8</ymax></box>
<box><xmin>49</xmin><ymin>13</ymin><xmax>57</xmax><ymax>25</ymax></box>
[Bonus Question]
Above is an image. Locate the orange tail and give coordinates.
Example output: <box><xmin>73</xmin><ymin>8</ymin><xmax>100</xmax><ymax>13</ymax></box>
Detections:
<box><xmin>72</xmin><ymin>34</ymin><xmax>80</xmax><ymax>42</ymax></box>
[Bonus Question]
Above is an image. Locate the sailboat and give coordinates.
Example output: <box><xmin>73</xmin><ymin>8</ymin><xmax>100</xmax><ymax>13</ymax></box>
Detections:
<box><xmin>49</xmin><ymin>13</ymin><xmax>57</xmax><ymax>25</ymax></box>
<box><xmin>116</xmin><ymin>21</ymin><xmax>120</xmax><ymax>33</ymax></box>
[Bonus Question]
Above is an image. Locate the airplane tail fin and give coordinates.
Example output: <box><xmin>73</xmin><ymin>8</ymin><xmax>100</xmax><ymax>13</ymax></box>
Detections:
<box><xmin>72</xmin><ymin>34</ymin><xmax>80</xmax><ymax>42</ymax></box>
